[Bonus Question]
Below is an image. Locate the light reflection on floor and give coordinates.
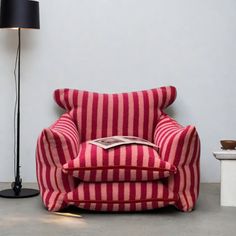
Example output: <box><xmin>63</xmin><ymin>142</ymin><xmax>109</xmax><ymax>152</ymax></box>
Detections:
<box><xmin>40</xmin><ymin>213</ymin><xmax>88</xmax><ymax>228</ymax></box>
<box><xmin>0</xmin><ymin>213</ymin><xmax>88</xmax><ymax>229</ymax></box>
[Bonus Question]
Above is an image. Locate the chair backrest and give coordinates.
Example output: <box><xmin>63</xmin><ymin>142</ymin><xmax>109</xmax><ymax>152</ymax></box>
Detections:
<box><xmin>54</xmin><ymin>86</ymin><xmax>177</xmax><ymax>142</ymax></box>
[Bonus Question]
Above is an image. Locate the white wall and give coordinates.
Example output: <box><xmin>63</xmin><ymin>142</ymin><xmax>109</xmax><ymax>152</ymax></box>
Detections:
<box><xmin>0</xmin><ymin>0</ymin><xmax>235</xmax><ymax>183</ymax></box>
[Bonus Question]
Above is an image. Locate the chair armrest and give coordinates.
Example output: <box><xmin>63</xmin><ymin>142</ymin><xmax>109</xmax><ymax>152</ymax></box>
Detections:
<box><xmin>153</xmin><ymin>114</ymin><xmax>200</xmax><ymax>212</ymax></box>
<box><xmin>39</xmin><ymin>113</ymin><xmax>80</xmax><ymax>166</ymax></box>
<box><xmin>36</xmin><ymin>113</ymin><xmax>80</xmax><ymax>211</ymax></box>
<box><xmin>45</xmin><ymin>113</ymin><xmax>81</xmax><ymax>165</ymax></box>
<box><xmin>154</xmin><ymin>114</ymin><xmax>198</xmax><ymax>166</ymax></box>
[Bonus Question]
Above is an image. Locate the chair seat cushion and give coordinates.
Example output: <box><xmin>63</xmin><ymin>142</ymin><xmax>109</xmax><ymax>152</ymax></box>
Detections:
<box><xmin>63</xmin><ymin>141</ymin><xmax>177</xmax><ymax>182</ymax></box>
<box><xmin>65</xmin><ymin>182</ymin><xmax>179</xmax><ymax>211</ymax></box>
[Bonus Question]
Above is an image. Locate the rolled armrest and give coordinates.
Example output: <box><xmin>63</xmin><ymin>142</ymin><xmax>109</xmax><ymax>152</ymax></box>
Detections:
<box><xmin>36</xmin><ymin>113</ymin><xmax>80</xmax><ymax>211</ymax></box>
<box><xmin>154</xmin><ymin>114</ymin><xmax>200</xmax><ymax>212</ymax></box>
<box><xmin>154</xmin><ymin>114</ymin><xmax>196</xmax><ymax>166</ymax></box>
<box><xmin>46</xmin><ymin>113</ymin><xmax>80</xmax><ymax>165</ymax></box>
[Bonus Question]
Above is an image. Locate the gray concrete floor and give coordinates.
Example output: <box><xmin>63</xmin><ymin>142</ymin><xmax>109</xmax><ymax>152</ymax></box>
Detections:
<box><xmin>0</xmin><ymin>183</ymin><xmax>235</xmax><ymax>236</ymax></box>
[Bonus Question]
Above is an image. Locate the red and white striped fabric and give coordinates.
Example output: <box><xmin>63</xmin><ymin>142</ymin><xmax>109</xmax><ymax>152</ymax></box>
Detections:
<box><xmin>54</xmin><ymin>86</ymin><xmax>177</xmax><ymax>142</ymax></box>
<box><xmin>36</xmin><ymin>113</ymin><xmax>80</xmax><ymax>211</ymax></box>
<box><xmin>65</xmin><ymin>182</ymin><xmax>179</xmax><ymax>211</ymax></box>
<box><xmin>36</xmin><ymin>86</ymin><xmax>200</xmax><ymax>212</ymax></box>
<box><xmin>63</xmin><ymin>142</ymin><xmax>177</xmax><ymax>182</ymax></box>
<box><xmin>154</xmin><ymin>114</ymin><xmax>200</xmax><ymax>212</ymax></box>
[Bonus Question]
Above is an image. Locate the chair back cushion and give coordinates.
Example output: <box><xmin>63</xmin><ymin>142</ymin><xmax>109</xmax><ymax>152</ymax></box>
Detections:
<box><xmin>54</xmin><ymin>86</ymin><xmax>176</xmax><ymax>142</ymax></box>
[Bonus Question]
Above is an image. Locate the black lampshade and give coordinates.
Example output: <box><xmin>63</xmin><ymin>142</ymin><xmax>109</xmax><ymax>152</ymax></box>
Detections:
<box><xmin>0</xmin><ymin>0</ymin><xmax>40</xmax><ymax>29</ymax></box>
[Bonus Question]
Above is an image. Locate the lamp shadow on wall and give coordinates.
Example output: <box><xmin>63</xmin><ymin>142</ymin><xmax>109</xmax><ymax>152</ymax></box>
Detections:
<box><xmin>165</xmin><ymin>106</ymin><xmax>177</xmax><ymax>118</ymax></box>
<box><xmin>53</xmin><ymin>104</ymin><xmax>65</xmax><ymax>118</ymax></box>
<box><xmin>1</xmin><ymin>30</ymin><xmax>17</xmax><ymax>54</ymax></box>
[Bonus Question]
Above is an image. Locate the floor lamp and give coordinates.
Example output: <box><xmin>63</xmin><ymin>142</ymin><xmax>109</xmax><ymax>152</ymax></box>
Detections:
<box><xmin>0</xmin><ymin>0</ymin><xmax>40</xmax><ymax>198</ymax></box>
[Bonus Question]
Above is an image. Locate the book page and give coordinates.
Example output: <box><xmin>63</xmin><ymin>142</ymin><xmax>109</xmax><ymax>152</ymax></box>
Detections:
<box><xmin>88</xmin><ymin>136</ymin><xmax>159</xmax><ymax>151</ymax></box>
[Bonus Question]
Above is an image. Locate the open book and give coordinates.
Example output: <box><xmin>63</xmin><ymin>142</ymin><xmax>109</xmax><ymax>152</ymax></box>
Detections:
<box><xmin>89</xmin><ymin>136</ymin><xmax>159</xmax><ymax>151</ymax></box>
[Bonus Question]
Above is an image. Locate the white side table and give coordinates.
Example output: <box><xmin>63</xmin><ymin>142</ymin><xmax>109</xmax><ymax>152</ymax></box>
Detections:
<box><xmin>213</xmin><ymin>150</ymin><xmax>236</xmax><ymax>207</ymax></box>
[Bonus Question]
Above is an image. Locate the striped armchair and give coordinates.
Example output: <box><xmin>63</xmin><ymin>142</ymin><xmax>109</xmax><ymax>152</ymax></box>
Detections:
<box><xmin>36</xmin><ymin>86</ymin><xmax>200</xmax><ymax>212</ymax></box>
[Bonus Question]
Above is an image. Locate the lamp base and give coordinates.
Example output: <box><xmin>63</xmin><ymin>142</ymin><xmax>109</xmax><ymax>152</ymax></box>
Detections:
<box><xmin>0</xmin><ymin>188</ymin><xmax>39</xmax><ymax>198</ymax></box>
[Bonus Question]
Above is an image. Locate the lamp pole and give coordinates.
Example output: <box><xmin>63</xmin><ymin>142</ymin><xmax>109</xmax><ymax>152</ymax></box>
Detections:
<box><xmin>14</xmin><ymin>28</ymin><xmax>22</xmax><ymax>194</ymax></box>
<box><xmin>0</xmin><ymin>0</ymin><xmax>40</xmax><ymax>198</ymax></box>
